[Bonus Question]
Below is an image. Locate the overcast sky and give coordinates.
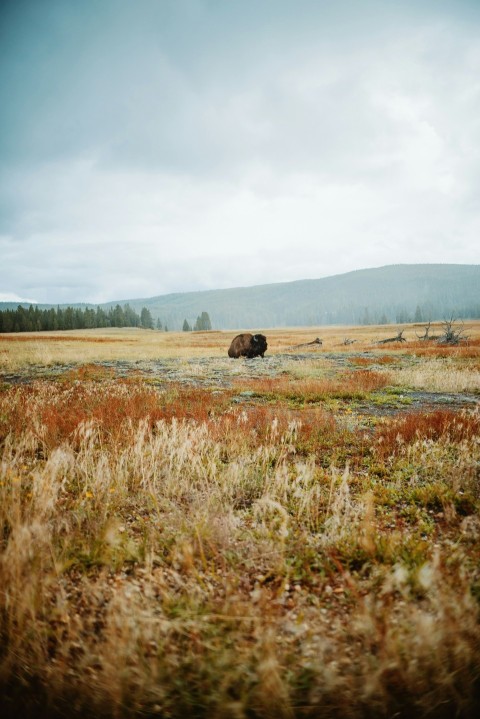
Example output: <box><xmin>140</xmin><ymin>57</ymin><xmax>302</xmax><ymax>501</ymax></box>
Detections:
<box><xmin>1</xmin><ymin>0</ymin><xmax>479</xmax><ymax>304</ymax></box>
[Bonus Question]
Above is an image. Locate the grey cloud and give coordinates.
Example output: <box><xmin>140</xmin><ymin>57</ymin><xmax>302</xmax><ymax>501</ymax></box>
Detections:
<box><xmin>1</xmin><ymin>1</ymin><xmax>478</xmax><ymax>175</ymax></box>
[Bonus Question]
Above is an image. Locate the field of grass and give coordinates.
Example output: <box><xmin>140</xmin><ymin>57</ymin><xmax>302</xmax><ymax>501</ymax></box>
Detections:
<box><xmin>1</xmin><ymin>322</ymin><xmax>479</xmax><ymax>718</ymax></box>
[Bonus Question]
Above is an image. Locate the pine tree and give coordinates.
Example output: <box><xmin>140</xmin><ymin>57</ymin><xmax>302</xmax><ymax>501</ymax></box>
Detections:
<box><xmin>361</xmin><ymin>307</ymin><xmax>371</xmax><ymax>325</ymax></box>
<box><xmin>182</xmin><ymin>319</ymin><xmax>191</xmax><ymax>332</ymax></box>
<box><xmin>194</xmin><ymin>311</ymin><xmax>212</xmax><ymax>331</ymax></box>
<box><xmin>140</xmin><ymin>307</ymin><xmax>154</xmax><ymax>329</ymax></box>
<box><xmin>414</xmin><ymin>305</ymin><xmax>424</xmax><ymax>323</ymax></box>
<box><xmin>124</xmin><ymin>304</ymin><xmax>139</xmax><ymax>327</ymax></box>
<box><xmin>64</xmin><ymin>307</ymin><xmax>74</xmax><ymax>330</ymax></box>
<box><xmin>111</xmin><ymin>304</ymin><xmax>126</xmax><ymax>327</ymax></box>
<box><xmin>96</xmin><ymin>307</ymin><xmax>107</xmax><ymax>328</ymax></box>
<box><xmin>201</xmin><ymin>312</ymin><xmax>212</xmax><ymax>330</ymax></box>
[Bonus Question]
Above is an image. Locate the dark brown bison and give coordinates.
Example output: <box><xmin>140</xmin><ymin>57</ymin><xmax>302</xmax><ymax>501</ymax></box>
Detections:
<box><xmin>228</xmin><ymin>333</ymin><xmax>268</xmax><ymax>358</ymax></box>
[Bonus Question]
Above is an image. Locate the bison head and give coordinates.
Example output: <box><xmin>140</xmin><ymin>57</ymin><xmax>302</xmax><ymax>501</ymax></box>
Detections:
<box><xmin>250</xmin><ymin>334</ymin><xmax>267</xmax><ymax>357</ymax></box>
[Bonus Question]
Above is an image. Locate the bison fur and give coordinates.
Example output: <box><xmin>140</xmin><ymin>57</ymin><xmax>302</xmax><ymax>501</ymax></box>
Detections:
<box><xmin>228</xmin><ymin>333</ymin><xmax>268</xmax><ymax>359</ymax></box>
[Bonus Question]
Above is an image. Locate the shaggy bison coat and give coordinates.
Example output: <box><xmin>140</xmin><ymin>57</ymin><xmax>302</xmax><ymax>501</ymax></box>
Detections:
<box><xmin>228</xmin><ymin>333</ymin><xmax>268</xmax><ymax>359</ymax></box>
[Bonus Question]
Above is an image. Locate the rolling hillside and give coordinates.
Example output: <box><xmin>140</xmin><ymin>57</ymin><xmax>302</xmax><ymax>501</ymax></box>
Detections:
<box><xmin>102</xmin><ymin>264</ymin><xmax>480</xmax><ymax>330</ymax></box>
<box><xmin>2</xmin><ymin>264</ymin><xmax>479</xmax><ymax>330</ymax></box>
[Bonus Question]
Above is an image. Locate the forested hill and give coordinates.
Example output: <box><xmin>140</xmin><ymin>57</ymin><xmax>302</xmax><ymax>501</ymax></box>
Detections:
<box><xmin>2</xmin><ymin>264</ymin><xmax>479</xmax><ymax>331</ymax></box>
<box><xmin>103</xmin><ymin>264</ymin><xmax>480</xmax><ymax>330</ymax></box>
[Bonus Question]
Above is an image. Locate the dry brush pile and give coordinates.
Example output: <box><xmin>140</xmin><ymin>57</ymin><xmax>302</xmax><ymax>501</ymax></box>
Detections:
<box><xmin>0</xmin><ymin>370</ymin><xmax>479</xmax><ymax>718</ymax></box>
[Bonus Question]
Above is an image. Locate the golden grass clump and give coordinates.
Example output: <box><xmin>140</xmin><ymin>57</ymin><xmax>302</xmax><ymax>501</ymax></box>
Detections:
<box><xmin>390</xmin><ymin>358</ymin><xmax>480</xmax><ymax>393</ymax></box>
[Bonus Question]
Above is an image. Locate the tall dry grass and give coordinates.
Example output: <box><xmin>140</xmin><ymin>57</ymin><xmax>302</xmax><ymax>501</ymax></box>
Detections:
<box><xmin>1</xmin><ymin>375</ymin><xmax>479</xmax><ymax>718</ymax></box>
<box><xmin>390</xmin><ymin>359</ymin><xmax>480</xmax><ymax>393</ymax></box>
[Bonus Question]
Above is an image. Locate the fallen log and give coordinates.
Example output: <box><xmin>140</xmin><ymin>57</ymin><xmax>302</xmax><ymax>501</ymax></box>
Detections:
<box><xmin>375</xmin><ymin>330</ymin><xmax>406</xmax><ymax>345</ymax></box>
<box><xmin>288</xmin><ymin>337</ymin><xmax>323</xmax><ymax>349</ymax></box>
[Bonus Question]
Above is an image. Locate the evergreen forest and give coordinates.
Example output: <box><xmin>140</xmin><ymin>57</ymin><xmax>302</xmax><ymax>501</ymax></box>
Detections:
<box><xmin>0</xmin><ymin>304</ymin><xmax>157</xmax><ymax>333</ymax></box>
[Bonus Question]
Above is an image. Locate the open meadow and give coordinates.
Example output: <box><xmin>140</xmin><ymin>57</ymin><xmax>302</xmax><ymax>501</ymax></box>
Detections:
<box><xmin>1</xmin><ymin>322</ymin><xmax>480</xmax><ymax>718</ymax></box>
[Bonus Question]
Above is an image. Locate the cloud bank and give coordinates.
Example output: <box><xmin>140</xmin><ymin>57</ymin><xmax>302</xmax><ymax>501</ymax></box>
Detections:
<box><xmin>1</xmin><ymin>0</ymin><xmax>479</xmax><ymax>304</ymax></box>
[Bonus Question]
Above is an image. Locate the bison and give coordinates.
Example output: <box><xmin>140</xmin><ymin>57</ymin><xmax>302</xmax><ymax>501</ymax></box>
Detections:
<box><xmin>228</xmin><ymin>333</ymin><xmax>268</xmax><ymax>359</ymax></box>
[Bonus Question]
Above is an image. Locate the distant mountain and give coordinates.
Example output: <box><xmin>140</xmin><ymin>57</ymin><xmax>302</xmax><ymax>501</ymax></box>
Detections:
<box><xmin>2</xmin><ymin>264</ymin><xmax>479</xmax><ymax>330</ymax></box>
<box><xmin>101</xmin><ymin>264</ymin><xmax>480</xmax><ymax>329</ymax></box>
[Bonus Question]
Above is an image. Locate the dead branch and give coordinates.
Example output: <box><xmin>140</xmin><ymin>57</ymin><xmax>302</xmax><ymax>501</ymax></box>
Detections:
<box><xmin>288</xmin><ymin>337</ymin><xmax>323</xmax><ymax>350</ymax></box>
<box><xmin>342</xmin><ymin>338</ymin><xmax>356</xmax><ymax>346</ymax></box>
<box><xmin>416</xmin><ymin>321</ymin><xmax>432</xmax><ymax>341</ymax></box>
<box><xmin>375</xmin><ymin>330</ymin><xmax>406</xmax><ymax>345</ymax></box>
<box><xmin>416</xmin><ymin>321</ymin><xmax>441</xmax><ymax>342</ymax></box>
<box><xmin>437</xmin><ymin>317</ymin><xmax>469</xmax><ymax>345</ymax></box>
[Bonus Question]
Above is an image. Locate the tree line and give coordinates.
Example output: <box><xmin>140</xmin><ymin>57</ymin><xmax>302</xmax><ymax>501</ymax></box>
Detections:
<box><xmin>182</xmin><ymin>312</ymin><xmax>212</xmax><ymax>332</ymax></box>
<box><xmin>0</xmin><ymin>304</ymin><xmax>163</xmax><ymax>333</ymax></box>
